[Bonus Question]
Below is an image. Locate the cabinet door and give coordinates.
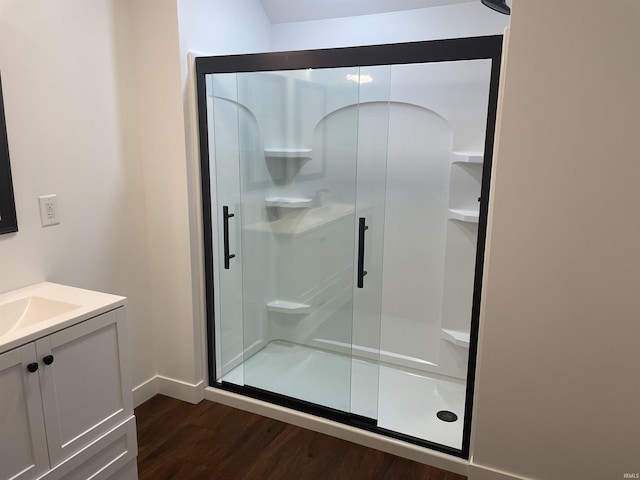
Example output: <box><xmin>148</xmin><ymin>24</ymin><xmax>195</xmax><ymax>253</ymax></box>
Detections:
<box><xmin>0</xmin><ymin>344</ymin><xmax>48</xmax><ymax>480</ymax></box>
<box><xmin>36</xmin><ymin>308</ymin><xmax>133</xmax><ymax>467</ymax></box>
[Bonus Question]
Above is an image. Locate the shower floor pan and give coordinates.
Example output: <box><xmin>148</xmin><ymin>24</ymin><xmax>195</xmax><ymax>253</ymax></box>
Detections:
<box><xmin>222</xmin><ymin>340</ymin><xmax>464</xmax><ymax>449</ymax></box>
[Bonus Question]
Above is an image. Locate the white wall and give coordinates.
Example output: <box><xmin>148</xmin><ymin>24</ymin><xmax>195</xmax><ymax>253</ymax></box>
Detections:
<box><xmin>125</xmin><ymin>0</ymin><xmax>273</xmax><ymax>399</ymax></box>
<box><xmin>271</xmin><ymin>1</ymin><xmax>509</xmax><ymax>51</ymax></box>
<box><xmin>177</xmin><ymin>0</ymin><xmax>272</xmax><ymax>58</ymax></box>
<box><xmin>0</xmin><ymin>0</ymin><xmax>155</xmax><ymax>388</ymax></box>
<box><xmin>470</xmin><ymin>2</ymin><xmax>640</xmax><ymax>479</ymax></box>
<box><xmin>127</xmin><ymin>0</ymin><xmax>205</xmax><ymax>402</ymax></box>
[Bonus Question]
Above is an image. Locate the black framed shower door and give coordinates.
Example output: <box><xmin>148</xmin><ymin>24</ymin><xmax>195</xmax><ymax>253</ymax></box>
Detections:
<box><xmin>196</xmin><ymin>35</ymin><xmax>503</xmax><ymax>459</ymax></box>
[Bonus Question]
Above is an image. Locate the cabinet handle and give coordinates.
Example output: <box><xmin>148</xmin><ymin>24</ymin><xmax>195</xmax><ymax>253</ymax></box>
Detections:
<box><xmin>357</xmin><ymin>217</ymin><xmax>368</xmax><ymax>289</ymax></box>
<box><xmin>43</xmin><ymin>355</ymin><xmax>54</xmax><ymax>365</ymax></box>
<box><xmin>223</xmin><ymin>206</ymin><xmax>236</xmax><ymax>270</ymax></box>
<box><xmin>27</xmin><ymin>362</ymin><xmax>39</xmax><ymax>373</ymax></box>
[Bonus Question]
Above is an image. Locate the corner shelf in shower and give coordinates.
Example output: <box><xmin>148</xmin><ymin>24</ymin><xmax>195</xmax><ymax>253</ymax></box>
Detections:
<box><xmin>265</xmin><ymin>197</ymin><xmax>313</xmax><ymax>208</ymax></box>
<box><xmin>264</xmin><ymin>148</ymin><xmax>313</xmax><ymax>160</ymax></box>
<box><xmin>452</xmin><ymin>151</ymin><xmax>483</xmax><ymax>164</ymax></box>
<box><xmin>266</xmin><ymin>300</ymin><xmax>311</xmax><ymax>314</ymax></box>
<box><xmin>448</xmin><ymin>208</ymin><xmax>479</xmax><ymax>223</ymax></box>
<box><xmin>441</xmin><ymin>328</ymin><xmax>470</xmax><ymax>348</ymax></box>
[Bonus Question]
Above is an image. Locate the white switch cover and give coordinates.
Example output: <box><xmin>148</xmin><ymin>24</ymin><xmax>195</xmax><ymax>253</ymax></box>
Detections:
<box><xmin>38</xmin><ymin>194</ymin><xmax>60</xmax><ymax>227</ymax></box>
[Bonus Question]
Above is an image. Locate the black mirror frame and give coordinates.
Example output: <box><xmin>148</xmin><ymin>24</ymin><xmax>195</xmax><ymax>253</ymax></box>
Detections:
<box><xmin>0</xmin><ymin>72</ymin><xmax>18</xmax><ymax>234</ymax></box>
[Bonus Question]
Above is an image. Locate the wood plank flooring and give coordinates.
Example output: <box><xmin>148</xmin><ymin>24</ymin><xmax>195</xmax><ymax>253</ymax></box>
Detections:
<box><xmin>135</xmin><ymin>395</ymin><xmax>467</xmax><ymax>480</ymax></box>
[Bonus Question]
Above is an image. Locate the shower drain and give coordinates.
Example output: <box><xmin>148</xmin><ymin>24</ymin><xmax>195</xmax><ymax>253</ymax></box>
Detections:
<box><xmin>436</xmin><ymin>410</ymin><xmax>458</xmax><ymax>422</ymax></box>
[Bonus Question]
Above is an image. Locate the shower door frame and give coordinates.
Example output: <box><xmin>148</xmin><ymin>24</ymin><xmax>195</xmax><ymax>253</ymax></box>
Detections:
<box><xmin>196</xmin><ymin>35</ymin><xmax>503</xmax><ymax>459</ymax></box>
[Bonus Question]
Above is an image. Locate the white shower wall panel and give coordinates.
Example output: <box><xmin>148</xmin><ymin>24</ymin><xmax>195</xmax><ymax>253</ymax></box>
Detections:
<box><xmin>381</xmin><ymin>103</ymin><xmax>452</xmax><ymax>368</ymax></box>
<box><xmin>390</xmin><ymin>60</ymin><xmax>492</xmax><ymax>152</ymax></box>
<box><xmin>379</xmin><ymin>60</ymin><xmax>492</xmax><ymax>378</ymax></box>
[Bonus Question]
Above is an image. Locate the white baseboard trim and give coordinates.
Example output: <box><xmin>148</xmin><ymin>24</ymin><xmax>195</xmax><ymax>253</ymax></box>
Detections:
<box><xmin>204</xmin><ymin>386</ymin><xmax>469</xmax><ymax>476</ymax></box>
<box><xmin>468</xmin><ymin>463</ymin><xmax>527</xmax><ymax>480</ymax></box>
<box><xmin>157</xmin><ymin>375</ymin><xmax>205</xmax><ymax>404</ymax></box>
<box><xmin>133</xmin><ymin>376</ymin><xmax>158</xmax><ymax>407</ymax></box>
<box><xmin>133</xmin><ymin>375</ymin><xmax>205</xmax><ymax>407</ymax></box>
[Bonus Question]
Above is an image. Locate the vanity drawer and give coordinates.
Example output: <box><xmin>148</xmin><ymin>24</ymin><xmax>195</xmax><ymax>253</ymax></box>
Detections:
<box><xmin>44</xmin><ymin>416</ymin><xmax>137</xmax><ymax>480</ymax></box>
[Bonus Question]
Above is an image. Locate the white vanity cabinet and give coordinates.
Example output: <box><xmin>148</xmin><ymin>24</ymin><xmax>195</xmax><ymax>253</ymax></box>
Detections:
<box><xmin>0</xmin><ymin>288</ymin><xmax>137</xmax><ymax>480</ymax></box>
<box><xmin>0</xmin><ymin>343</ymin><xmax>49</xmax><ymax>480</ymax></box>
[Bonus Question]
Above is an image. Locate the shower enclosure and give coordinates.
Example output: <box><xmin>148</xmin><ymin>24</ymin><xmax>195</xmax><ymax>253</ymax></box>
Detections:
<box><xmin>196</xmin><ymin>36</ymin><xmax>502</xmax><ymax>457</ymax></box>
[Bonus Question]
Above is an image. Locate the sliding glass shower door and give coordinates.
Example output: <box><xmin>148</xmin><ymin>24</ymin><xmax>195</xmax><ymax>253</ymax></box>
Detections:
<box><xmin>206</xmin><ymin>66</ymin><xmax>385</xmax><ymax>420</ymax></box>
<box><xmin>198</xmin><ymin>36</ymin><xmax>502</xmax><ymax>457</ymax></box>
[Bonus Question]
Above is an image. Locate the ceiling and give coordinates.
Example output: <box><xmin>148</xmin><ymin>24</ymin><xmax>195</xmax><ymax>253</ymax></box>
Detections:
<box><xmin>259</xmin><ymin>0</ymin><xmax>476</xmax><ymax>24</ymax></box>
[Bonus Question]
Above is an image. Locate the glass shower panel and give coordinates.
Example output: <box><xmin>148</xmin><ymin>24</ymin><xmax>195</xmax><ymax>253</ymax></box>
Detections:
<box><xmin>235</xmin><ymin>68</ymin><xmax>362</xmax><ymax>413</ymax></box>
<box><xmin>350</xmin><ymin>65</ymin><xmax>390</xmax><ymax>420</ymax></box>
<box><xmin>207</xmin><ymin>73</ymin><xmax>245</xmax><ymax>385</ymax></box>
<box><xmin>377</xmin><ymin>59</ymin><xmax>492</xmax><ymax>449</ymax></box>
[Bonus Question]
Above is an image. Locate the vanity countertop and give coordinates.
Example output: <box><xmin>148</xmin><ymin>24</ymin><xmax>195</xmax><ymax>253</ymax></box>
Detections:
<box><xmin>0</xmin><ymin>282</ymin><xmax>125</xmax><ymax>354</ymax></box>
<box><xmin>245</xmin><ymin>202</ymin><xmax>355</xmax><ymax>237</ymax></box>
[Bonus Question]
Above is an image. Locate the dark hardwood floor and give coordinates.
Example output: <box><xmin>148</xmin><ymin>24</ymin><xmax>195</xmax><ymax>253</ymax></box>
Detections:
<box><xmin>135</xmin><ymin>395</ymin><xmax>467</xmax><ymax>480</ymax></box>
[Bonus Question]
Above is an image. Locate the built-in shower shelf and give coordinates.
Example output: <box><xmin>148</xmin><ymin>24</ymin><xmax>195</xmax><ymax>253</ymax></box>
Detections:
<box><xmin>448</xmin><ymin>208</ymin><xmax>479</xmax><ymax>223</ymax></box>
<box><xmin>452</xmin><ymin>151</ymin><xmax>483</xmax><ymax>164</ymax></box>
<box><xmin>265</xmin><ymin>197</ymin><xmax>313</xmax><ymax>208</ymax></box>
<box><xmin>441</xmin><ymin>329</ymin><xmax>470</xmax><ymax>348</ymax></box>
<box><xmin>264</xmin><ymin>148</ymin><xmax>313</xmax><ymax>160</ymax></box>
<box><xmin>266</xmin><ymin>300</ymin><xmax>311</xmax><ymax>314</ymax></box>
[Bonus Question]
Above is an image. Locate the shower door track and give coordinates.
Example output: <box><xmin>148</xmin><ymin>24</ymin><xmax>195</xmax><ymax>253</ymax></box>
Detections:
<box><xmin>217</xmin><ymin>380</ymin><xmax>466</xmax><ymax>458</ymax></box>
<box><xmin>196</xmin><ymin>35</ymin><xmax>503</xmax><ymax>460</ymax></box>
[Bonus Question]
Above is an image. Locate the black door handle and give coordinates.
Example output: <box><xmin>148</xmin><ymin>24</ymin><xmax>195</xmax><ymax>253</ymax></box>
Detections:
<box><xmin>27</xmin><ymin>362</ymin><xmax>39</xmax><ymax>373</ymax></box>
<box><xmin>223</xmin><ymin>206</ymin><xmax>236</xmax><ymax>270</ymax></box>
<box><xmin>43</xmin><ymin>355</ymin><xmax>54</xmax><ymax>365</ymax></box>
<box><xmin>357</xmin><ymin>217</ymin><xmax>368</xmax><ymax>288</ymax></box>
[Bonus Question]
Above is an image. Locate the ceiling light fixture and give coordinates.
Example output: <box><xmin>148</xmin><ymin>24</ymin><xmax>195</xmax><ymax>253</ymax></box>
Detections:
<box><xmin>481</xmin><ymin>0</ymin><xmax>511</xmax><ymax>15</ymax></box>
<box><xmin>346</xmin><ymin>74</ymin><xmax>373</xmax><ymax>84</ymax></box>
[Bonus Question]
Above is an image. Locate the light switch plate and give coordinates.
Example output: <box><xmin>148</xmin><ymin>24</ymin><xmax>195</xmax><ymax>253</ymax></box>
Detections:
<box><xmin>38</xmin><ymin>194</ymin><xmax>60</xmax><ymax>227</ymax></box>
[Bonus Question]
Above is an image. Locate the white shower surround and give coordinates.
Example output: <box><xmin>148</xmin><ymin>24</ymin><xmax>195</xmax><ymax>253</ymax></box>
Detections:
<box><xmin>210</xmin><ymin>59</ymin><xmax>491</xmax><ymax>385</ymax></box>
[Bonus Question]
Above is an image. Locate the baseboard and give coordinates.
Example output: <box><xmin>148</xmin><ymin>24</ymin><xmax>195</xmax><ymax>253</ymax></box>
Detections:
<box><xmin>133</xmin><ymin>375</ymin><xmax>205</xmax><ymax>407</ymax></box>
<box><xmin>468</xmin><ymin>463</ymin><xmax>528</xmax><ymax>480</ymax></box>
<box><xmin>133</xmin><ymin>377</ymin><xmax>158</xmax><ymax>407</ymax></box>
<box><xmin>204</xmin><ymin>386</ymin><xmax>469</xmax><ymax>476</ymax></box>
<box><xmin>157</xmin><ymin>376</ymin><xmax>205</xmax><ymax>404</ymax></box>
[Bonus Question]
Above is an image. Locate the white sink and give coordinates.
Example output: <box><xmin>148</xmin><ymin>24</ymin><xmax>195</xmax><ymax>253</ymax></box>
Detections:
<box><xmin>0</xmin><ymin>296</ymin><xmax>81</xmax><ymax>336</ymax></box>
<box><xmin>0</xmin><ymin>282</ymin><xmax>126</xmax><ymax>354</ymax></box>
